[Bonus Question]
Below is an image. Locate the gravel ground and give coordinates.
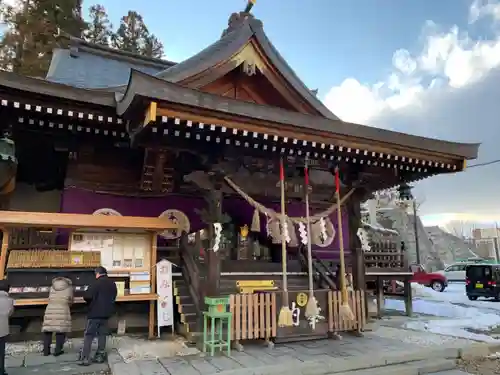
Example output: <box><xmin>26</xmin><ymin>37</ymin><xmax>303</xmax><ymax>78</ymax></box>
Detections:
<box><xmin>458</xmin><ymin>357</ymin><xmax>500</xmax><ymax>374</ymax></box>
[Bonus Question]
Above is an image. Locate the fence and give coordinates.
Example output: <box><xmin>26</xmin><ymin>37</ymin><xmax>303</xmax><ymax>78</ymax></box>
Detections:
<box><xmin>229</xmin><ymin>293</ymin><xmax>277</xmax><ymax>341</ymax></box>
<box><xmin>229</xmin><ymin>289</ymin><xmax>365</xmax><ymax>341</ymax></box>
<box><xmin>328</xmin><ymin>290</ymin><xmax>366</xmax><ymax>332</ymax></box>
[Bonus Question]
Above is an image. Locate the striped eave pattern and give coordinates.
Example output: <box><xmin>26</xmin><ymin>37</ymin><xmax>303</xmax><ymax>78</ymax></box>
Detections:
<box><xmin>146</xmin><ymin>115</ymin><xmax>461</xmax><ymax>173</ymax></box>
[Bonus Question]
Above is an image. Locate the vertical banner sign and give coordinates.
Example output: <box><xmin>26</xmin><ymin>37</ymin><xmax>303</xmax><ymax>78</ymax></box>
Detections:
<box><xmin>156</xmin><ymin>259</ymin><xmax>174</xmax><ymax>335</ymax></box>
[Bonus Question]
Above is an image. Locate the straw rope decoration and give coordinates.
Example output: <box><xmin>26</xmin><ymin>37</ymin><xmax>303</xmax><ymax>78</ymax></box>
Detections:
<box><xmin>303</xmin><ymin>158</ymin><xmax>321</xmax><ymax>327</ymax></box>
<box><xmin>334</xmin><ymin>166</ymin><xmax>355</xmax><ymax>322</ymax></box>
<box><xmin>277</xmin><ymin>157</ymin><xmax>293</xmax><ymax>327</ymax></box>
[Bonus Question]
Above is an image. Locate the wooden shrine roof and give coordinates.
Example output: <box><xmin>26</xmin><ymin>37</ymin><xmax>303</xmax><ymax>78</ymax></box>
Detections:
<box><xmin>118</xmin><ymin>70</ymin><xmax>479</xmax><ymax>161</ymax></box>
<box><xmin>0</xmin><ymin>211</ymin><xmax>176</xmax><ymax>231</ymax></box>
<box><xmin>0</xmin><ymin>70</ymin><xmax>115</xmax><ymax>108</ymax></box>
<box><xmin>0</xmin><ymin>67</ymin><xmax>479</xmax><ymax>162</ymax></box>
<box><xmin>154</xmin><ymin>13</ymin><xmax>337</xmax><ymax>120</ymax></box>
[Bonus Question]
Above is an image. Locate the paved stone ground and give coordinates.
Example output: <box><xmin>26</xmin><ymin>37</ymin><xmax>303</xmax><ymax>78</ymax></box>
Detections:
<box><xmin>108</xmin><ymin>326</ymin><xmax>475</xmax><ymax>375</ymax></box>
<box><xmin>5</xmin><ymin>343</ymin><xmax>109</xmax><ymax>375</ymax></box>
<box><xmin>4</xmin><ymin>334</ymin><xmax>194</xmax><ymax>375</ymax></box>
<box><xmin>3</xmin><ymin>326</ymin><xmax>477</xmax><ymax>375</ymax></box>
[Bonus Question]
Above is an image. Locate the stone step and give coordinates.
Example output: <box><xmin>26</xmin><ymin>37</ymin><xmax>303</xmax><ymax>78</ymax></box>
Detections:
<box><xmin>178</xmin><ymin>302</ymin><xmax>197</xmax><ymax>315</ymax></box>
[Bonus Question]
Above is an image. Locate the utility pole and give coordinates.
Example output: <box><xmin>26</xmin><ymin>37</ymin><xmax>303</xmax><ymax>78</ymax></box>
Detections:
<box><xmin>494</xmin><ymin>222</ymin><xmax>500</xmax><ymax>262</ymax></box>
<box><xmin>413</xmin><ymin>199</ymin><xmax>421</xmax><ymax>265</ymax></box>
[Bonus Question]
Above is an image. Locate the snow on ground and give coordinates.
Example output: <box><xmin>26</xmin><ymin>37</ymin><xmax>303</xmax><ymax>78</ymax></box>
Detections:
<box><xmin>384</xmin><ymin>283</ymin><xmax>500</xmax><ymax>342</ymax></box>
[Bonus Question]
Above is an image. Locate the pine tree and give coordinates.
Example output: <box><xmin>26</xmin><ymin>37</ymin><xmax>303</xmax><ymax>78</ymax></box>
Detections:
<box><xmin>84</xmin><ymin>4</ymin><xmax>112</xmax><ymax>46</ymax></box>
<box><xmin>142</xmin><ymin>34</ymin><xmax>163</xmax><ymax>59</ymax></box>
<box><xmin>112</xmin><ymin>11</ymin><xmax>144</xmax><ymax>54</ymax></box>
<box><xmin>112</xmin><ymin>10</ymin><xmax>164</xmax><ymax>58</ymax></box>
<box><xmin>0</xmin><ymin>0</ymin><xmax>86</xmax><ymax>77</ymax></box>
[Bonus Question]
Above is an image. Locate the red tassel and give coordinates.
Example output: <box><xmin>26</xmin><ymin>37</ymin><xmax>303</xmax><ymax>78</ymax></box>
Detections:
<box><xmin>304</xmin><ymin>165</ymin><xmax>309</xmax><ymax>186</ymax></box>
<box><xmin>280</xmin><ymin>159</ymin><xmax>284</xmax><ymax>181</ymax></box>
<box><xmin>335</xmin><ymin>167</ymin><xmax>340</xmax><ymax>193</ymax></box>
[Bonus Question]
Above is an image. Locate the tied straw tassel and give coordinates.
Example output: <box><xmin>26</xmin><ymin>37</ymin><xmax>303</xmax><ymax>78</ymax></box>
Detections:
<box><xmin>250</xmin><ymin>208</ymin><xmax>260</xmax><ymax>232</ymax></box>
<box><xmin>304</xmin><ymin>157</ymin><xmax>320</xmax><ymax>320</ymax></box>
<box><xmin>277</xmin><ymin>157</ymin><xmax>293</xmax><ymax>327</ymax></box>
<box><xmin>335</xmin><ymin>166</ymin><xmax>355</xmax><ymax>322</ymax></box>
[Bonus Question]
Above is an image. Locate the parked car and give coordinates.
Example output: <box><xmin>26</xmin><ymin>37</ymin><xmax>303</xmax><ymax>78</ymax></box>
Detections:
<box><xmin>409</xmin><ymin>264</ymin><xmax>448</xmax><ymax>292</ymax></box>
<box><xmin>466</xmin><ymin>263</ymin><xmax>500</xmax><ymax>301</ymax></box>
<box><xmin>439</xmin><ymin>263</ymin><xmax>468</xmax><ymax>282</ymax></box>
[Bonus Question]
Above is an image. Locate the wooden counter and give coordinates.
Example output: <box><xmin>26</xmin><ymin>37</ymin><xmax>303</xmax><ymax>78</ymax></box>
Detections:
<box><xmin>14</xmin><ymin>293</ymin><xmax>158</xmax><ymax>306</ymax></box>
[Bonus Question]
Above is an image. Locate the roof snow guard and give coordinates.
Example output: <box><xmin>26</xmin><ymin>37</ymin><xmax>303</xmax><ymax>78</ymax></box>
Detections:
<box><xmin>118</xmin><ymin>70</ymin><xmax>479</xmax><ymax>173</ymax></box>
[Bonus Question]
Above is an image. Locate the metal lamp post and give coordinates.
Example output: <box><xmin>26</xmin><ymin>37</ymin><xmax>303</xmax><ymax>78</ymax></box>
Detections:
<box><xmin>398</xmin><ymin>183</ymin><xmax>421</xmax><ymax>265</ymax></box>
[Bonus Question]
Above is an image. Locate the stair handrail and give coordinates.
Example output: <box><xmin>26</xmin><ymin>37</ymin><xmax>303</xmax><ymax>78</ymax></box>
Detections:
<box><xmin>298</xmin><ymin>245</ymin><xmax>337</xmax><ymax>290</ymax></box>
<box><xmin>179</xmin><ymin>233</ymin><xmax>204</xmax><ymax>312</ymax></box>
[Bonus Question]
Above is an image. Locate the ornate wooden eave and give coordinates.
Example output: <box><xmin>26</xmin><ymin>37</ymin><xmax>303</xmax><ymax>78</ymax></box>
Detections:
<box><xmin>155</xmin><ymin>12</ymin><xmax>335</xmax><ymax>118</ymax></box>
<box><xmin>118</xmin><ymin>70</ymin><xmax>479</xmax><ymax>174</ymax></box>
<box><xmin>0</xmin><ymin>70</ymin><xmax>116</xmax><ymax>109</ymax></box>
<box><xmin>0</xmin><ymin>71</ymin><xmax>125</xmax><ymax>137</ymax></box>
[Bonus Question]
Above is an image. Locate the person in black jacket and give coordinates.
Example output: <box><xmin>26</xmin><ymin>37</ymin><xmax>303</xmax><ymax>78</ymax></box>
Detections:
<box><xmin>79</xmin><ymin>266</ymin><xmax>117</xmax><ymax>366</ymax></box>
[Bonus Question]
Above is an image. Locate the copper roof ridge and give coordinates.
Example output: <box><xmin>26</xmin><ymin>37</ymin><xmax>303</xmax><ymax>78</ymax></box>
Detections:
<box><xmin>59</xmin><ymin>35</ymin><xmax>176</xmax><ymax>69</ymax></box>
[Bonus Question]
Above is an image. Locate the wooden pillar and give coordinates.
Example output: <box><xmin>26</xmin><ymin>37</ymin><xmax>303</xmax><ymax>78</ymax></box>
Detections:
<box><xmin>204</xmin><ymin>187</ymin><xmax>223</xmax><ymax>298</ymax></box>
<box><xmin>403</xmin><ymin>276</ymin><xmax>413</xmax><ymax>317</ymax></box>
<box><xmin>346</xmin><ymin>191</ymin><xmax>365</xmax><ymax>290</ymax></box>
<box><xmin>376</xmin><ymin>276</ymin><xmax>384</xmax><ymax>319</ymax></box>
<box><xmin>0</xmin><ymin>229</ymin><xmax>9</xmax><ymax>279</ymax></box>
<box><xmin>149</xmin><ymin>232</ymin><xmax>158</xmax><ymax>339</ymax></box>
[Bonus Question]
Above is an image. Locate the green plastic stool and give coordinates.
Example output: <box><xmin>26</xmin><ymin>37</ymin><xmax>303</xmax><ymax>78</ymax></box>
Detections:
<box><xmin>202</xmin><ymin>296</ymin><xmax>232</xmax><ymax>356</ymax></box>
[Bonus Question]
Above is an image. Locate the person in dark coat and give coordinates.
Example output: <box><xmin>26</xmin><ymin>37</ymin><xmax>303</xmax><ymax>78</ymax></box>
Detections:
<box><xmin>0</xmin><ymin>280</ymin><xmax>13</xmax><ymax>375</ymax></box>
<box><xmin>79</xmin><ymin>266</ymin><xmax>117</xmax><ymax>366</ymax></box>
<box><xmin>41</xmin><ymin>277</ymin><xmax>73</xmax><ymax>356</ymax></box>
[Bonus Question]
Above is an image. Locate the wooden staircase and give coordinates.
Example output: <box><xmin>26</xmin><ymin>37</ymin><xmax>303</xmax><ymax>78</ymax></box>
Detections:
<box><xmin>174</xmin><ymin>235</ymin><xmax>342</xmax><ymax>343</ymax></box>
<box><xmin>173</xmin><ymin>272</ymin><xmax>312</xmax><ymax>342</ymax></box>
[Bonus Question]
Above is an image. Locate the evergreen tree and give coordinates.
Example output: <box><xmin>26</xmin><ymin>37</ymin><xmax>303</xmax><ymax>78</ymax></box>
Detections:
<box><xmin>0</xmin><ymin>0</ymin><xmax>86</xmax><ymax>77</ymax></box>
<box><xmin>112</xmin><ymin>10</ymin><xmax>144</xmax><ymax>54</ymax></box>
<box><xmin>84</xmin><ymin>4</ymin><xmax>112</xmax><ymax>46</ymax></box>
<box><xmin>142</xmin><ymin>34</ymin><xmax>163</xmax><ymax>59</ymax></box>
<box><xmin>112</xmin><ymin>10</ymin><xmax>164</xmax><ymax>58</ymax></box>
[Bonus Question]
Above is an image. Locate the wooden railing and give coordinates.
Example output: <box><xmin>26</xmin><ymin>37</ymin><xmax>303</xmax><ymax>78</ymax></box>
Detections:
<box><xmin>364</xmin><ymin>243</ymin><xmax>406</xmax><ymax>271</ymax></box>
<box><xmin>298</xmin><ymin>245</ymin><xmax>337</xmax><ymax>290</ymax></box>
<box><xmin>229</xmin><ymin>293</ymin><xmax>277</xmax><ymax>341</ymax></box>
<box><xmin>228</xmin><ymin>290</ymin><xmax>365</xmax><ymax>343</ymax></box>
<box><xmin>179</xmin><ymin>233</ymin><xmax>204</xmax><ymax>313</ymax></box>
<box><xmin>328</xmin><ymin>290</ymin><xmax>366</xmax><ymax>332</ymax></box>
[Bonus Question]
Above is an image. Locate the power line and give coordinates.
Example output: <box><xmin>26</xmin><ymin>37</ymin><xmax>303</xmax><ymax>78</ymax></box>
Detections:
<box><xmin>467</xmin><ymin>159</ymin><xmax>500</xmax><ymax>169</ymax></box>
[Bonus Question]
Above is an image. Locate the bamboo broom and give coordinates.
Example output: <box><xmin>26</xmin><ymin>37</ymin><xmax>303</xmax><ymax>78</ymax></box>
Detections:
<box><xmin>304</xmin><ymin>157</ymin><xmax>319</xmax><ymax>320</ymax></box>
<box><xmin>335</xmin><ymin>166</ymin><xmax>355</xmax><ymax>321</ymax></box>
<box><xmin>278</xmin><ymin>157</ymin><xmax>293</xmax><ymax>327</ymax></box>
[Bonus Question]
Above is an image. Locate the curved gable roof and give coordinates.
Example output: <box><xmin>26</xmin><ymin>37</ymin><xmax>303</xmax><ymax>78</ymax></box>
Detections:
<box><xmin>155</xmin><ymin>14</ymin><xmax>339</xmax><ymax>120</ymax></box>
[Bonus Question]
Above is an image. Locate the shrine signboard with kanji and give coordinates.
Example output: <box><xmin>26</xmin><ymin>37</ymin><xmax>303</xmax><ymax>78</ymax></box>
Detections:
<box><xmin>70</xmin><ymin>232</ymin><xmax>150</xmax><ymax>272</ymax></box>
<box><xmin>156</xmin><ymin>259</ymin><xmax>174</xmax><ymax>330</ymax></box>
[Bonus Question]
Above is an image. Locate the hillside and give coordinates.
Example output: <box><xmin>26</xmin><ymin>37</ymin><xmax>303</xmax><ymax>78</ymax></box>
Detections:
<box><xmin>424</xmin><ymin>226</ymin><xmax>478</xmax><ymax>265</ymax></box>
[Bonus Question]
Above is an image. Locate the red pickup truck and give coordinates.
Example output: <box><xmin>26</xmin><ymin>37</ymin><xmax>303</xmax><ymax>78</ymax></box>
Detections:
<box><xmin>409</xmin><ymin>264</ymin><xmax>448</xmax><ymax>292</ymax></box>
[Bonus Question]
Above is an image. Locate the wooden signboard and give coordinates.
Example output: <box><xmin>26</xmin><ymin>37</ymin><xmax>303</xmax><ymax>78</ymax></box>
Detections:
<box><xmin>69</xmin><ymin>232</ymin><xmax>150</xmax><ymax>272</ymax></box>
<box><xmin>274</xmin><ymin>289</ymin><xmax>330</xmax><ymax>342</ymax></box>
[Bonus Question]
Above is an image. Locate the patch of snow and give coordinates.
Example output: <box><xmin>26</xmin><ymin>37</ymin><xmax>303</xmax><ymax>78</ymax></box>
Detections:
<box><xmin>361</xmin><ymin>221</ymin><xmax>399</xmax><ymax>235</ymax></box>
<box><xmin>385</xmin><ymin>282</ymin><xmax>500</xmax><ymax>342</ymax></box>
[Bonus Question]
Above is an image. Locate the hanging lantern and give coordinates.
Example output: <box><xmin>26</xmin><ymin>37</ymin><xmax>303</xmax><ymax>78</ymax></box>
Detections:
<box><xmin>398</xmin><ymin>183</ymin><xmax>413</xmax><ymax>201</ymax></box>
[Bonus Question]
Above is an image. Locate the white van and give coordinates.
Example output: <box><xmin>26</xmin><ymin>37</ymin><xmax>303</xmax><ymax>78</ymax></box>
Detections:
<box><xmin>439</xmin><ymin>263</ymin><xmax>470</xmax><ymax>282</ymax></box>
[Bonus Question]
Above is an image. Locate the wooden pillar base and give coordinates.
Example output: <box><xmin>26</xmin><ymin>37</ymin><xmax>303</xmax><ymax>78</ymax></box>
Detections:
<box><xmin>404</xmin><ymin>277</ymin><xmax>413</xmax><ymax>317</ymax></box>
<box><xmin>376</xmin><ymin>277</ymin><xmax>384</xmax><ymax>319</ymax></box>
